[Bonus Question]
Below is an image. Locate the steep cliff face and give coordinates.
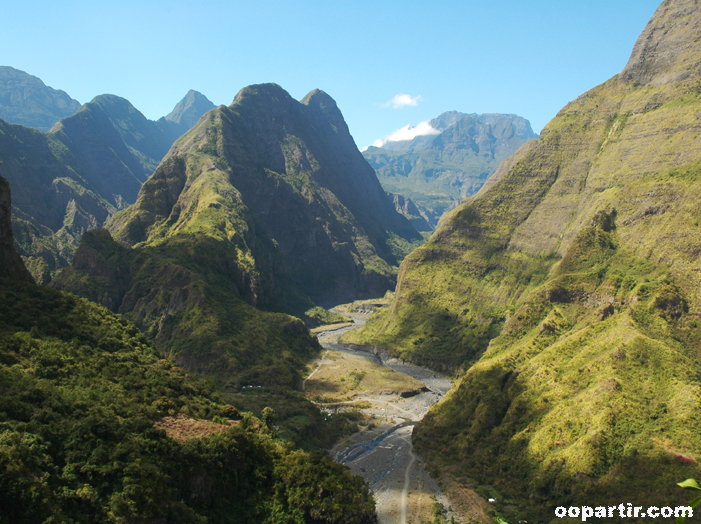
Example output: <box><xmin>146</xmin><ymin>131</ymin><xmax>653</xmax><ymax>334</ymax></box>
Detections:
<box><xmin>348</xmin><ymin>0</ymin><xmax>701</xmax><ymax>515</ymax></box>
<box><xmin>109</xmin><ymin>83</ymin><xmax>421</xmax><ymax>304</ymax></box>
<box><xmin>0</xmin><ymin>172</ymin><xmax>32</xmax><ymax>282</ymax></box>
<box><xmin>53</xmin><ymin>84</ymin><xmax>419</xmax><ymax>393</ymax></box>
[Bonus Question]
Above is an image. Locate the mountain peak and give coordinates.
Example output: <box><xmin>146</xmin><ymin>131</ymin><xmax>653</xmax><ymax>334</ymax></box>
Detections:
<box><xmin>300</xmin><ymin>88</ymin><xmax>334</xmax><ymax>108</ymax></box>
<box><xmin>620</xmin><ymin>0</ymin><xmax>701</xmax><ymax>86</ymax></box>
<box><xmin>429</xmin><ymin>111</ymin><xmax>468</xmax><ymax>131</ymax></box>
<box><xmin>85</xmin><ymin>93</ymin><xmax>146</xmax><ymax>121</ymax></box>
<box><xmin>232</xmin><ymin>83</ymin><xmax>292</xmax><ymax>106</ymax></box>
<box><xmin>0</xmin><ymin>66</ymin><xmax>81</xmax><ymax>131</ymax></box>
<box><xmin>300</xmin><ymin>88</ymin><xmax>347</xmax><ymax>132</ymax></box>
<box><xmin>164</xmin><ymin>89</ymin><xmax>215</xmax><ymax>128</ymax></box>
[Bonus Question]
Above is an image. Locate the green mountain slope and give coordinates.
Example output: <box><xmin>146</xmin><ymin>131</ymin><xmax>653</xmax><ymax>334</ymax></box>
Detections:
<box><xmin>2</xmin><ymin>91</ymin><xmax>214</xmax><ymax>284</ymax></box>
<box><xmin>0</xmin><ymin>173</ymin><xmax>377</xmax><ymax>524</ymax></box>
<box><xmin>106</xmin><ymin>83</ymin><xmax>421</xmax><ymax>305</ymax></box>
<box><xmin>347</xmin><ymin>0</ymin><xmax>701</xmax><ymax>518</ymax></box>
<box><xmin>363</xmin><ymin>112</ymin><xmax>537</xmax><ymax>225</ymax></box>
<box><xmin>0</xmin><ymin>66</ymin><xmax>81</xmax><ymax>131</ymax></box>
<box><xmin>51</xmin><ymin>84</ymin><xmax>419</xmax><ymax>448</ymax></box>
<box><xmin>52</xmin><ymin>226</ymin><xmax>318</xmax><ymax>391</ymax></box>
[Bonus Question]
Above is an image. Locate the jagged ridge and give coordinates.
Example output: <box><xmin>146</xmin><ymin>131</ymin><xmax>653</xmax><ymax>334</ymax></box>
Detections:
<box><xmin>1</xmin><ymin>90</ymin><xmax>214</xmax><ymax>283</ymax></box>
<box><xmin>108</xmin><ymin>83</ymin><xmax>421</xmax><ymax>304</ymax></box>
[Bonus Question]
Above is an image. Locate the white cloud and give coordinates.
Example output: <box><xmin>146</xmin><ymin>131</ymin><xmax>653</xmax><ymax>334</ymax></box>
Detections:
<box><xmin>368</xmin><ymin>120</ymin><xmax>440</xmax><ymax>149</ymax></box>
<box><xmin>383</xmin><ymin>93</ymin><xmax>422</xmax><ymax>109</ymax></box>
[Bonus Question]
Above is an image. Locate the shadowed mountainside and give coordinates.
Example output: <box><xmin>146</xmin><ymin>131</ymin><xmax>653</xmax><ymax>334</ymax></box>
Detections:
<box><xmin>346</xmin><ymin>0</ymin><xmax>701</xmax><ymax>518</ymax></box>
<box><xmin>1</xmin><ymin>90</ymin><xmax>214</xmax><ymax>283</ymax></box>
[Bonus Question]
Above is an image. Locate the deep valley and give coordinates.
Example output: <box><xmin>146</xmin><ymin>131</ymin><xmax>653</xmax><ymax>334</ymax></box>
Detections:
<box><xmin>2</xmin><ymin>1</ymin><xmax>701</xmax><ymax>523</ymax></box>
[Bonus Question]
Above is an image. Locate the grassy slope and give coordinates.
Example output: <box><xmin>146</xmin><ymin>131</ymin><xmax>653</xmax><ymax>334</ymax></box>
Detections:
<box><xmin>345</xmin><ymin>1</ymin><xmax>701</xmax><ymax>519</ymax></box>
<box><xmin>52</xmin><ymin>87</ymin><xmax>412</xmax><ymax>450</ymax></box>
<box><xmin>0</xmin><ymin>277</ymin><xmax>377</xmax><ymax>524</ymax></box>
<box><xmin>415</xmin><ymin>214</ymin><xmax>701</xmax><ymax>522</ymax></box>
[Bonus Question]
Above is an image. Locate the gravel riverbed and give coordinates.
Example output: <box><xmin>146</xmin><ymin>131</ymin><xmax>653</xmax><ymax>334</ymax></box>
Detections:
<box><xmin>315</xmin><ymin>313</ymin><xmax>469</xmax><ymax>524</ymax></box>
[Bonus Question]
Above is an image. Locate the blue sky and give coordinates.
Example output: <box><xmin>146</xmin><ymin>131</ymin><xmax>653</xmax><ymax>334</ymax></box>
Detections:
<box><xmin>2</xmin><ymin>1</ymin><xmax>660</xmax><ymax>149</ymax></box>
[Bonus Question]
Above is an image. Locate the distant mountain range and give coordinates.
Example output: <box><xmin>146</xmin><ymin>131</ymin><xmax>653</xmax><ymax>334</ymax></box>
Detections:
<box><xmin>0</xmin><ymin>66</ymin><xmax>82</xmax><ymax>131</ymax></box>
<box><xmin>364</xmin><ymin>111</ymin><xmax>538</xmax><ymax>226</ymax></box>
<box><xmin>0</xmin><ymin>73</ymin><xmax>215</xmax><ymax>283</ymax></box>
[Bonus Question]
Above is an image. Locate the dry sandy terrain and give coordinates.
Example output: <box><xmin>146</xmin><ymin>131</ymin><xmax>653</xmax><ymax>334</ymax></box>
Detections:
<box><xmin>153</xmin><ymin>414</ymin><xmax>237</xmax><ymax>443</ymax></box>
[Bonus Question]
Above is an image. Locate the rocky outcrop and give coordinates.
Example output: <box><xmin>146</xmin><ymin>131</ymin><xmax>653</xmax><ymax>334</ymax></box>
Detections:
<box><xmin>0</xmin><ymin>171</ymin><xmax>32</xmax><ymax>282</ymax></box>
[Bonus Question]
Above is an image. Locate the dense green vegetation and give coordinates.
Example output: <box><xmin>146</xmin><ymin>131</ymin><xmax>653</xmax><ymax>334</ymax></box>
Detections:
<box><xmin>224</xmin><ymin>389</ymin><xmax>363</xmax><ymax>450</ymax></box>
<box><xmin>0</xmin><ymin>277</ymin><xmax>377</xmax><ymax>523</ymax></box>
<box><xmin>348</xmin><ymin>2</ymin><xmax>701</xmax><ymax>520</ymax></box>
<box><xmin>49</xmin><ymin>227</ymin><xmax>360</xmax><ymax>451</ymax></box>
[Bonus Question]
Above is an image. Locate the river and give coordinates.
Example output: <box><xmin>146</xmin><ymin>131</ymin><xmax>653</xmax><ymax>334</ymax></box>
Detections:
<box><xmin>312</xmin><ymin>309</ymin><xmax>463</xmax><ymax>524</ymax></box>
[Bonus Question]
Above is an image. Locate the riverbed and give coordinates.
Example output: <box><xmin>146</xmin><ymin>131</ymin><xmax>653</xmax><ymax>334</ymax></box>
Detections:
<box><xmin>312</xmin><ymin>310</ymin><xmax>466</xmax><ymax>524</ymax></box>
